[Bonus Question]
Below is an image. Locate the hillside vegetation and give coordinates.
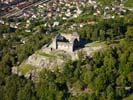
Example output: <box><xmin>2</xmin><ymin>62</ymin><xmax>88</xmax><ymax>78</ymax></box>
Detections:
<box><xmin>125</xmin><ymin>0</ymin><xmax>133</xmax><ymax>7</ymax></box>
<box><xmin>0</xmin><ymin>0</ymin><xmax>133</xmax><ymax>99</ymax></box>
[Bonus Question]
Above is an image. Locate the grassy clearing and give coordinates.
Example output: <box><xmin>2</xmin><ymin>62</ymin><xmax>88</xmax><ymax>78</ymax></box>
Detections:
<box><xmin>125</xmin><ymin>0</ymin><xmax>133</xmax><ymax>7</ymax></box>
<box><xmin>85</xmin><ymin>41</ymin><xmax>106</xmax><ymax>47</ymax></box>
<box><xmin>123</xmin><ymin>94</ymin><xmax>133</xmax><ymax>100</ymax></box>
<box><xmin>36</xmin><ymin>50</ymin><xmax>56</xmax><ymax>58</ymax></box>
<box><xmin>19</xmin><ymin>64</ymin><xmax>34</xmax><ymax>75</ymax></box>
<box><xmin>57</xmin><ymin>53</ymin><xmax>71</xmax><ymax>60</ymax></box>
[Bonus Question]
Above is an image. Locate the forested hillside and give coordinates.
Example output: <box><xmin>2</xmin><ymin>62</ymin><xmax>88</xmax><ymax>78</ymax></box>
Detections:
<box><xmin>0</xmin><ymin>0</ymin><xmax>133</xmax><ymax>100</ymax></box>
<box><xmin>0</xmin><ymin>14</ymin><xmax>132</xmax><ymax>100</ymax></box>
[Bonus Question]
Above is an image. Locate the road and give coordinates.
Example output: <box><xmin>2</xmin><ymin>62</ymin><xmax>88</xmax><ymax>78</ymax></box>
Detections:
<box><xmin>3</xmin><ymin>0</ymin><xmax>51</xmax><ymax>18</ymax></box>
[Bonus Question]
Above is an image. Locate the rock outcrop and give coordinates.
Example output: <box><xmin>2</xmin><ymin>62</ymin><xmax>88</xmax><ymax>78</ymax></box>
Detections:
<box><xmin>26</xmin><ymin>54</ymin><xmax>64</xmax><ymax>69</ymax></box>
<box><xmin>12</xmin><ymin>41</ymin><xmax>106</xmax><ymax>80</ymax></box>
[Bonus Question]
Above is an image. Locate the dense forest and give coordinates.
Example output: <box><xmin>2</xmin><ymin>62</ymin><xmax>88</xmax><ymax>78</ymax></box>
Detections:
<box><xmin>0</xmin><ymin>4</ymin><xmax>133</xmax><ymax>100</ymax></box>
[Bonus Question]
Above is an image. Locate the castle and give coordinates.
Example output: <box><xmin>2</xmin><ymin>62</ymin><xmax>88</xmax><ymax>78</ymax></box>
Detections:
<box><xmin>48</xmin><ymin>32</ymin><xmax>80</xmax><ymax>52</ymax></box>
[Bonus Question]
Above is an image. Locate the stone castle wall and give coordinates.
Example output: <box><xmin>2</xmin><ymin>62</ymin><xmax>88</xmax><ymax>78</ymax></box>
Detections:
<box><xmin>57</xmin><ymin>42</ymin><xmax>73</xmax><ymax>52</ymax></box>
<box><xmin>48</xmin><ymin>33</ymin><xmax>80</xmax><ymax>52</ymax></box>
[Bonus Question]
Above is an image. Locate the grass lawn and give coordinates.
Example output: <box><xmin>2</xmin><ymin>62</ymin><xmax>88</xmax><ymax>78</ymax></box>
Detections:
<box><xmin>85</xmin><ymin>41</ymin><xmax>107</xmax><ymax>47</ymax></box>
<box><xmin>125</xmin><ymin>0</ymin><xmax>133</xmax><ymax>7</ymax></box>
<box><xmin>123</xmin><ymin>94</ymin><xmax>133</xmax><ymax>100</ymax></box>
<box><xmin>36</xmin><ymin>50</ymin><xmax>56</xmax><ymax>58</ymax></box>
<box><xmin>19</xmin><ymin>64</ymin><xmax>34</xmax><ymax>75</ymax></box>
